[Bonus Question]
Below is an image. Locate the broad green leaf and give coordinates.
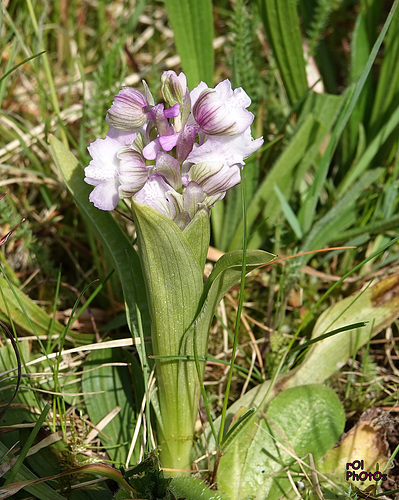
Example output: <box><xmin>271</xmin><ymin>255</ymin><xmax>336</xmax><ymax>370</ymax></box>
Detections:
<box><xmin>164</xmin><ymin>0</ymin><xmax>214</xmax><ymax>87</ymax></box>
<box><xmin>48</xmin><ymin>136</ymin><xmax>150</xmax><ymax>355</ymax></box>
<box><xmin>217</xmin><ymin>385</ymin><xmax>345</xmax><ymax>500</ymax></box>
<box><xmin>132</xmin><ymin>202</ymin><xmax>205</xmax><ymax>471</ymax></box>
<box><xmin>182</xmin><ymin>208</ymin><xmax>210</xmax><ymax>271</ymax></box>
<box><xmin>132</xmin><ymin>203</ymin><xmax>204</xmax><ymax>358</ymax></box>
<box><xmin>257</xmin><ymin>0</ymin><xmax>308</xmax><ymax>105</ymax></box>
<box><xmin>196</xmin><ymin>272</ymin><xmax>399</xmax><ymax>465</ymax></box>
<box><xmin>132</xmin><ymin>203</ymin><xmax>274</xmax><ymax>472</ymax></box>
<box><xmin>81</xmin><ymin>348</ymin><xmax>141</xmax><ymax>465</ymax></box>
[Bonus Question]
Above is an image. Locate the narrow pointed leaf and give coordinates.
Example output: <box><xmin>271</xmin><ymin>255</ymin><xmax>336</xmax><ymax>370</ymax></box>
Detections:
<box><xmin>165</xmin><ymin>0</ymin><xmax>214</xmax><ymax>87</ymax></box>
<box><xmin>198</xmin><ymin>249</ymin><xmax>274</xmax><ymax>326</ymax></box>
<box><xmin>257</xmin><ymin>0</ymin><xmax>307</xmax><ymax>105</ymax></box>
<box><xmin>48</xmin><ymin>136</ymin><xmax>149</xmax><ymax>344</ymax></box>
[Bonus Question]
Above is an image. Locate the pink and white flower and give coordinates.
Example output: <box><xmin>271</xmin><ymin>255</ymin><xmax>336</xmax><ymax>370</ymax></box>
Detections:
<box><xmin>84</xmin><ymin>71</ymin><xmax>263</xmax><ymax>228</ymax></box>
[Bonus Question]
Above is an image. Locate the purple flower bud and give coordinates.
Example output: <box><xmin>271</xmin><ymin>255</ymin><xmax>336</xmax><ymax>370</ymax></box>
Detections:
<box><xmin>147</xmin><ymin>104</ymin><xmax>172</xmax><ymax>136</ymax></box>
<box><xmin>161</xmin><ymin>71</ymin><xmax>188</xmax><ymax>106</ymax></box>
<box><xmin>189</xmin><ymin>162</ymin><xmax>241</xmax><ymax>195</ymax></box>
<box><xmin>107</xmin><ymin>87</ymin><xmax>149</xmax><ymax>130</ymax></box>
<box><xmin>117</xmin><ymin>147</ymin><xmax>153</xmax><ymax>197</ymax></box>
<box><xmin>155</xmin><ymin>152</ymin><xmax>182</xmax><ymax>190</ymax></box>
<box><xmin>193</xmin><ymin>80</ymin><xmax>254</xmax><ymax>135</ymax></box>
<box><xmin>182</xmin><ymin>181</ymin><xmax>206</xmax><ymax>219</ymax></box>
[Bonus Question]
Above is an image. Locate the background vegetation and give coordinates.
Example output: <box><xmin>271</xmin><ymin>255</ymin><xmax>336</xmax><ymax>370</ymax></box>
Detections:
<box><xmin>1</xmin><ymin>0</ymin><xmax>399</xmax><ymax>498</ymax></box>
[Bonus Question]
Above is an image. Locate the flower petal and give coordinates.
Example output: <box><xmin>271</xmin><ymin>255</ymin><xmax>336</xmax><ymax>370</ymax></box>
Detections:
<box><xmin>142</xmin><ymin>138</ymin><xmax>161</xmax><ymax>160</ymax></box>
<box><xmin>106</xmin><ymin>126</ymin><xmax>137</xmax><ymax>146</ymax></box>
<box><xmin>193</xmin><ymin>80</ymin><xmax>254</xmax><ymax>135</ymax></box>
<box><xmin>134</xmin><ymin>175</ymin><xmax>179</xmax><ymax>219</ymax></box>
<box><xmin>155</xmin><ymin>152</ymin><xmax>181</xmax><ymax>190</ymax></box>
<box><xmin>189</xmin><ymin>162</ymin><xmax>241</xmax><ymax>195</ymax></box>
<box><xmin>89</xmin><ymin>177</ymin><xmax>120</xmax><ymax>210</ymax></box>
<box><xmin>159</xmin><ymin>133</ymin><xmax>180</xmax><ymax>152</ymax></box>
<box><xmin>107</xmin><ymin>87</ymin><xmax>149</xmax><ymax>130</ymax></box>
<box><xmin>85</xmin><ymin>136</ymin><xmax>121</xmax><ymax>184</ymax></box>
<box><xmin>118</xmin><ymin>147</ymin><xmax>152</xmax><ymax>197</ymax></box>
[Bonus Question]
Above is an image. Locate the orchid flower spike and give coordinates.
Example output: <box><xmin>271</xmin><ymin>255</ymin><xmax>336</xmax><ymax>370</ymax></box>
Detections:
<box><xmin>84</xmin><ymin>71</ymin><xmax>263</xmax><ymax>229</ymax></box>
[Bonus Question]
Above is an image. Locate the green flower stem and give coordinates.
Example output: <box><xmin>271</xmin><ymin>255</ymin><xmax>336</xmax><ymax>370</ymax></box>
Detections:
<box><xmin>132</xmin><ymin>203</ymin><xmax>210</xmax><ymax>475</ymax></box>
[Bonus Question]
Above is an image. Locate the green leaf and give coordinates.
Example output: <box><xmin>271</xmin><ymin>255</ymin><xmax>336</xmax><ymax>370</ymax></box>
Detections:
<box><xmin>5</xmin><ymin>405</ymin><xmax>51</xmax><ymax>485</ymax></box>
<box><xmin>164</xmin><ymin>0</ymin><xmax>214</xmax><ymax>87</ymax></box>
<box><xmin>132</xmin><ymin>203</ymin><xmax>204</xmax><ymax>358</ymax></box>
<box><xmin>182</xmin><ymin>208</ymin><xmax>210</xmax><ymax>271</ymax></box>
<box><xmin>369</xmin><ymin>1</ymin><xmax>399</xmax><ymax>139</ymax></box>
<box><xmin>131</xmin><ymin>202</ymin><xmax>205</xmax><ymax>471</ymax></box>
<box><xmin>338</xmin><ymin>105</ymin><xmax>399</xmax><ymax>195</ymax></box>
<box><xmin>257</xmin><ymin>0</ymin><xmax>308</xmax><ymax>105</ymax></box>
<box><xmin>48</xmin><ymin>136</ymin><xmax>149</xmax><ymax>356</ymax></box>
<box><xmin>340</xmin><ymin>5</ymin><xmax>374</xmax><ymax>167</ymax></box>
<box><xmin>0</xmin><ymin>276</ymin><xmax>68</xmax><ymax>342</ymax></box>
<box><xmin>217</xmin><ymin>385</ymin><xmax>345</xmax><ymax>500</ymax></box>
<box><xmin>273</xmin><ymin>184</ymin><xmax>303</xmax><ymax>239</ymax></box>
<box><xmin>170</xmin><ymin>476</ymin><xmax>230</xmax><ymax>500</ymax></box>
<box><xmin>82</xmin><ymin>348</ymin><xmax>141</xmax><ymax>466</ymax></box>
<box><xmin>0</xmin><ymin>442</ymin><xmax>66</xmax><ymax>500</ymax></box>
<box><xmin>197</xmin><ymin>250</ymin><xmax>275</xmax><ymax>349</ymax></box>
<box><xmin>299</xmin><ymin>168</ymin><xmax>383</xmax><ymax>263</ymax></box>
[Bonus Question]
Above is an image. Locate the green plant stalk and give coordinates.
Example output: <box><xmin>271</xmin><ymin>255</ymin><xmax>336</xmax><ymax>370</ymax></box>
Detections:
<box><xmin>132</xmin><ymin>202</ymin><xmax>209</xmax><ymax>475</ymax></box>
<box><xmin>218</xmin><ymin>173</ymin><xmax>248</xmax><ymax>445</ymax></box>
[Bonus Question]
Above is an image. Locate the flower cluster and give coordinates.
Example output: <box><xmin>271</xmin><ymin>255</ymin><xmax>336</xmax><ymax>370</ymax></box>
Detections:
<box><xmin>84</xmin><ymin>71</ymin><xmax>263</xmax><ymax>228</ymax></box>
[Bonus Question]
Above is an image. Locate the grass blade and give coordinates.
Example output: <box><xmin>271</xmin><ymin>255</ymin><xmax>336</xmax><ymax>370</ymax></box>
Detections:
<box><xmin>258</xmin><ymin>0</ymin><xmax>308</xmax><ymax>105</ymax></box>
<box><xmin>164</xmin><ymin>0</ymin><xmax>214</xmax><ymax>87</ymax></box>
